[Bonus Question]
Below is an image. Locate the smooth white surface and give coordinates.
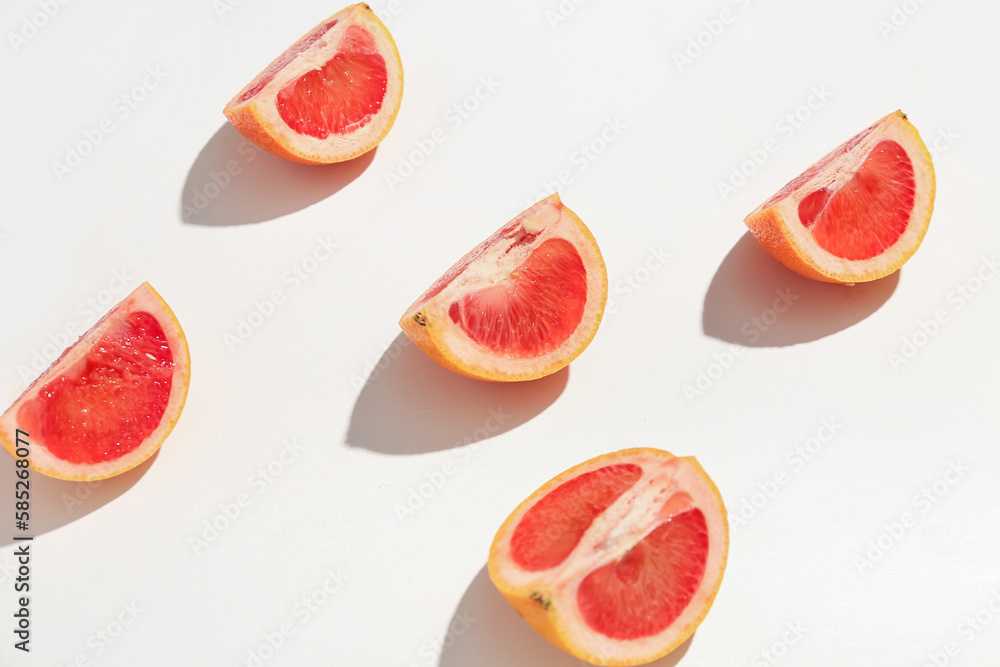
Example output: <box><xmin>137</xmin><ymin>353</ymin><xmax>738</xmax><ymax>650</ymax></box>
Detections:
<box><xmin>1</xmin><ymin>0</ymin><xmax>998</xmax><ymax>665</ymax></box>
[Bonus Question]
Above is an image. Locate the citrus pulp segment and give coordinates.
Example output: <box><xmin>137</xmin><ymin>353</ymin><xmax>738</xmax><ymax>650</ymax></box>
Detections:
<box><xmin>223</xmin><ymin>3</ymin><xmax>403</xmax><ymax>164</ymax></box>
<box><xmin>0</xmin><ymin>282</ymin><xmax>190</xmax><ymax>481</ymax></box>
<box><xmin>489</xmin><ymin>448</ymin><xmax>728</xmax><ymax>666</ymax></box>
<box><xmin>744</xmin><ymin>110</ymin><xmax>935</xmax><ymax>283</ymax></box>
<box><xmin>399</xmin><ymin>194</ymin><xmax>608</xmax><ymax>382</ymax></box>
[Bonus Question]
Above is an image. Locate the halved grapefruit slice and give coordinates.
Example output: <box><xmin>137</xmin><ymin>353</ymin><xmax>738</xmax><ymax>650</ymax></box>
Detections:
<box><xmin>0</xmin><ymin>283</ymin><xmax>190</xmax><ymax>481</ymax></box>
<box><xmin>223</xmin><ymin>3</ymin><xmax>403</xmax><ymax>165</ymax></box>
<box><xmin>399</xmin><ymin>194</ymin><xmax>608</xmax><ymax>382</ymax></box>
<box><xmin>489</xmin><ymin>448</ymin><xmax>728</xmax><ymax>666</ymax></box>
<box><xmin>744</xmin><ymin>110</ymin><xmax>935</xmax><ymax>283</ymax></box>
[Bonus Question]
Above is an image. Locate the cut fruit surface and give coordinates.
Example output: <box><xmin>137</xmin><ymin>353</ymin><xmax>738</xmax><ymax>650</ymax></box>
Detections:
<box><xmin>399</xmin><ymin>194</ymin><xmax>608</xmax><ymax>382</ymax></box>
<box><xmin>223</xmin><ymin>4</ymin><xmax>403</xmax><ymax>165</ymax></box>
<box><xmin>744</xmin><ymin>110</ymin><xmax>935</xmax><ymax>283</ymax></box>
<box><xmin>0</xmin><ymin>283</ymin><xmax>190</xmax><ymax>481</ymax></box>
<box><xmin>489</xmin><ymin>449</ymin><xmax>728</xmax><ymax>666</ymax></box>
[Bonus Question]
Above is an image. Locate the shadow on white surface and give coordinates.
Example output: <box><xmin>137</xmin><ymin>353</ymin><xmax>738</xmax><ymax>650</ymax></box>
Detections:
<box><xmin>179</xmin><ymin>123</ymin><xmax>374</xmax><ymax>226</ymax></box>
<box><xmin>703</xmin><ymin>232</ymin><xmax>900</xmax><ymax>346</ymax></box>
<box><xmin>346</xmin><ymin>334</ymin><xmax>568</xmax><ymax>454</ymax></box>
<box><xmin>0</xmin><ymin>449</ymin><xmax>157</xmax><ymax>547</ymax></box>
<box><xmin>438</xmin><ymin>565</ymin><xmax>693</xmax><ymax>667</ymax></box>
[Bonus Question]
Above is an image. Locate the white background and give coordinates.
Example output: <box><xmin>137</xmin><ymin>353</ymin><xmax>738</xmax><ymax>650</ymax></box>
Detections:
<box><xmin>1</xmin><ymin>0</ymin><xmax>999</xmax><ymax>665</ymax></box>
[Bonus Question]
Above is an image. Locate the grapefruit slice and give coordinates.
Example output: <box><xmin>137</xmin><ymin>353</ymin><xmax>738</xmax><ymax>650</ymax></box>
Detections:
<box><xmin>0</xmin><ymin>283</ymin><xmax>190</xmax><ymax>481</ymax></box>
<box><xmin>399</xmin><ymin>194</ymin><xmax>608</xmax><ymax>382</ymax></box>
<box><xmin>223</xmin><ymin>3</ymin><xmax>403</xmax><ymax>165</ymax></box>
<box><xmin>744</xmin><ymin>110</ymin><xmax>935</xmax><ymax>283</ymax></box>
<box><xmin>489</xmin><ymin>448</ymin><xmax>728</xmax><ymax>666</ymax></box>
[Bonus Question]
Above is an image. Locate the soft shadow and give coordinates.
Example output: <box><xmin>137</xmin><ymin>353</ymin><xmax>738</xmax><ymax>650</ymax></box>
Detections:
<box><xmin>180</xmin><ymin>124</ymin><xmax>374</xmax><ymax>226</ymax></box>
<box><xmin>0</xmin><ymin>450</ymin><xmax>157</xmax><ymax>547</ymax></box>
<box><xmin>439</xmin><ymin>566</ymin><xmax>693</xmax><ymax>667</ymax></box>
<box><xmin>703</xmin><ymin>232</ymin><xmax>900</xmax><ymax>346</ymax></box>
<box><xmin>345</xmin><ymin>334</ymin><xmax>568</xmax><ymax>455</ymax></box>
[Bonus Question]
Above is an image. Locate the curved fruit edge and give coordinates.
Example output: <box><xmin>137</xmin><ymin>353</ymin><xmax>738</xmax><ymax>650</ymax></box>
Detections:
<box><xmin>399</xmin><ymin>196</ymin><xmax>608</xmax><ymax>382</ymax></box>
<box><xmin>549</xmin><ymin>455</ymin><xmax>728</xmax><ymax>666</ymax></box>
<box><xmin>487</xmin><ymin>449</ymin><xmax>675</xmax><ymax>659</ymax></box>
<box><xmin>744</xmin><ymin>207</ymin><xmax>841</xmax><ymax>282</ymax></box>
<box><xmin>223</xmin><ymin>3</ymin><xmax>404</xmax><ymax>165</ymax></box>
<box><xmin>744</xmin><ymin>110</ymin><xmax>936</xmax><ymax>284</ymax></box>
<box><xmin>0</xmin><ymin>282</ymin><xmax>191</xmax><ymax>481</ymax></box>
<box><xmin>488</xmin><ymin>449</ymin><xmax>728</xmax><ymax>666</ymax></box>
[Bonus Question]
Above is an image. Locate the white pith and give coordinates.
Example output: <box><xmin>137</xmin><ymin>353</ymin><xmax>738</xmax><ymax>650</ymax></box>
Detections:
<box><xmin>491</xmin><ymin>450</ymin><xmax>728</xmax><ymax>664</ymax></box>
<box><xmin>749</xmin><ymin>111</ymin><xmax>935</xmax><ymax>277</ymax></box>
<box><xmin>224</xmin><ymin>4</ymin><xmax>403</xmax><ymax>160</ymax></box>
<box><xmin>0</xmin><ymin>283</ymin><xmax>189</xmax><ymax>481</ymax></box>
<box><xmin>404</xmin><ymin>194</ymin><xmax>608</xmax><ymax>378</ymax></box>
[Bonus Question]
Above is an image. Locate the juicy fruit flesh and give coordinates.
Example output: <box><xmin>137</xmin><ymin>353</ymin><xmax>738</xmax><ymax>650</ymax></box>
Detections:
<box><xmin>577</xmin><ymin>509</ymin><xmax>708</xmax><ymax>640</ymax></box>
<box><xmin>448</xmin><ymin>238</ymin><xmax>588</xmax><ymax>358</ymax></box>
<box><xmin>17</xmin><ymin>312</ymin><xmax>174</xmax><ymax>465</ymax></box>
<box><xmin>761</xmin><ymin>123</ymin><xmax>876</xmax><ymax>210</ymax></box>
<box><xmin>238</xmin><ymin>19</ymin><xmax>339</xmax><ymax>104</ymax></box>
<box><xmin>416</xmin><ymin>219</ymin><xmax>522</xmax><ymax>308</ymax></box>
<box><xmin>798</xmin><ymin>140</ymin><xmax>915</xmax><ymax>261</ymax></box>
<box><xmin>276</xmin><ymin>25</ymin><xmax>387</xmax><ymax>139</ymax></box>
<box><xmin>510</xmin><ymin>464</ymin><xmax>642</xmax><ymax>571</ymax></box>
<box><xmin>508</xmin><ymin>462</ymin><xmax>711</xmax><ymax>641</ymax></box>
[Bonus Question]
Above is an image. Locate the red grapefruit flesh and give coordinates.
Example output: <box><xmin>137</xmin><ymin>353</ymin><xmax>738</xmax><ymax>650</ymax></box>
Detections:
<box><xmin>224</xmin><ymin>4</ymin><xmax>403</xmax><ymax>164</ymax></box>
<box><xmin>0</xmin><ymin>283</ymin><xmax>190</xmax><ymax>481</ymax></box>
<box><xmin>399</xmin><ymin>194</ymin><xmax>608</xmax><ymax>382</ymax></box>
<box><xmin>489</xmin><ymin>449</ymin><xmax>728</xmax><ymax>666</ymax></box>
<box><xmin>745</xmin><ymin>110</ymin><xmax>935</xmax><ymax>283</ymax></box>
<box><xmin>276</xmin><ymin>25</ymin><xmax>388</xmax><ymax>138</ymax></box>
<box><xmin>447</xmin><ymin>237</ymin><xmax>589</xmax><ymax>359</ymax></box>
